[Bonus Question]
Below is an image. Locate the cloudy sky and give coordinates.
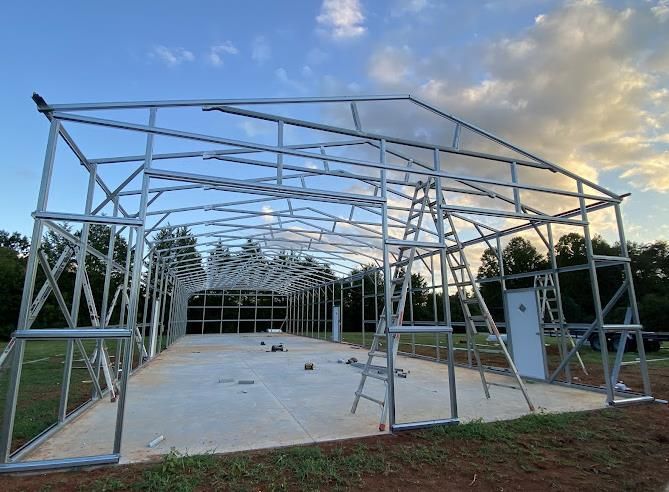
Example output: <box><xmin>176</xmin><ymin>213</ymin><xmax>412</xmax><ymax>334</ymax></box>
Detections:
<box><xmin>1</xmin><ymin>0</ymin><xmax>667</xmax><ymax>241</ymax></box>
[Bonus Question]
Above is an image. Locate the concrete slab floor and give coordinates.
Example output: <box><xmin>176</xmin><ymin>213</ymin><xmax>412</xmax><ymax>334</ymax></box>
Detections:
<box><xmin>26</xmin><ymin>334</ymin><xmax>606</xmax><ymax>464</ymax></box>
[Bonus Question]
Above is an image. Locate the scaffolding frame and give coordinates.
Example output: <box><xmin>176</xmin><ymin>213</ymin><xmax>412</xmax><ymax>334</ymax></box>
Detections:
<box><xmin>0</xmin><ymin>93</ymin><xmax>652</xmax><ymax>471</ymax></box>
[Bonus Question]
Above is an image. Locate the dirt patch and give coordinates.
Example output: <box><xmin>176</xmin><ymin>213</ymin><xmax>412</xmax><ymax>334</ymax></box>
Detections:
<box><xmin>2</xmin><ymin>402</ymin><xmax>668</xmax><ymax>491</ymax></box>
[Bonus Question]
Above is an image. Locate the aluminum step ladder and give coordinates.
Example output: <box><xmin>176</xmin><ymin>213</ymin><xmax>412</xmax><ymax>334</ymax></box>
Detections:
<box><xmin>351</xmin><ymin>181</ymin><xmax>431</xmax><ymax>431</ymax></box>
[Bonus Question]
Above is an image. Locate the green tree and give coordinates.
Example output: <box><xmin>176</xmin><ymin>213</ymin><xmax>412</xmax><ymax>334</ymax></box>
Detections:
<box><xmin>0</xmin><ymin>233</ymin><xmax>29</xmax><ymax>338</ymax></box>
<box><xmin>0</xmin><ymin>231</ymin><xmax>30</xmax><ymax>256</ymax></box>
<box><xmin>554</xmin><ymin>233</ymin><xmax>620</xmax><ymax>322</ymax></box>
<box><xmin>477</xmin><ymin>237</ymin><xmax>548</xmax><ymax>320</ymax></box>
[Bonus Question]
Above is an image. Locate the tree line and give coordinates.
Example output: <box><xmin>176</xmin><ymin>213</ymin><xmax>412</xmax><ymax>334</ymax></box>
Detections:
<box><xmin>0</xmin><ymin>226</ymin><xmax>666</xmax><ymax>339</ymax></box>
<box><xmin>0</xmin><ymin>225</ymin><xmax>201</xmax><ymax>339</ymax></box>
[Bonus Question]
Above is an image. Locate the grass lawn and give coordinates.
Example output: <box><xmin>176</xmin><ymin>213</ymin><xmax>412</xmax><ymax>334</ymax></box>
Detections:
<box><xmin>0</xmin><ymin>336</ymin><xmax>164</xmax><ymax>453</ymax></box>
<box><xmin>336</xmin><ymin>330</ymin><xmax>669</xmax><ymax>377</ymax></box>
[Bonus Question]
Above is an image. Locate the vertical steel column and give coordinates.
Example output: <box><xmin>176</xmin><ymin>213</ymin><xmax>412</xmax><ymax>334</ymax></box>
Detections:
<box><xmin>431</xmin><ymin>254</ymin><xmax>440</xmax><ymax>362</ymax></box>
<box><xmin>323</xmin><ymin>285</ymin><xmax>328</xmax><ymax>340</ymax></box>
<box><xmin>340</xmin><ymin>280</ymin><xmax>343</xmax><ymax>339</ymax></box>
<box><xmin>290</xmin><ymin>293</ymin><xmax>293</xmax><ymax>334</ymax></box>
<box><xmin>157</xmin><ymin>263</ymin><xmax>169</xmax><ymax>353</ymax></box>
<box><xmin>547</xmin><ymin>224</ymin><xmax>570</xmax><ymax>382</ymax></box>
<box><xmin>577</xmin><ymin>181</ymin><xmax>614</xmax><ymax>403</ymax></box>
<box><xmin>434</xmin><ymin>148</ymin><xmax>458</xmax><ymax>419</ymax></box>
<box><xmin>118</xmin><ymin>229</ymin><xmax>134</xmax><ymax>374</ymax></box>
<box><xmin>317</xmin><ymin>287</ymin><xmax>321</xmax><ymax>339</ymax></box>
<box><xmin>277</xmin><ymin>120</ymin><xmax>284</xmax><ymax>185</ymax></box>
<box><xmin>379</xmin><ymin>139</ymin><xmax>397</xmax><ymax>428</ymax></box>
<box><xmin>236</xmin><ymin>290</ymin><xmax>241</xmax><ymax>333</ymax></box>
<box><xmin>113</xmin><ymin>107</ymin><xmax>156</xmax><ymax>454</ymax></box>
<box><xmin>373</xmin><ymin>271</ymin><xmax>378</xmax><ymax>347</ymax></box>
<box><xmin>408</xmin><ymin>276</ymin><xmax>415</xmax><ymax>356</ymax></box>
<box><xmin>201</xmin><ymin>290</ymin><xmax>207</xmax><ymax>334</ymax></box>
<box><xmin>0</xmin><ymin>119</ymin><xmax>60</xmax><ymax>462</ymax></box>
<box><xmin>310</xmin><ymin>289</ymin><xmax>315</xmax><ymax>338</ymax></box>
<box><xmin>140</xmin><ymin>246</ymin><xmax>153</xmax><ymax>361</ymax></box>
<box><xmin>614</xmin><ymin>205</ymin><xmax>651</xmax><ymax>395</ymax></box>
<box><xmin>219</xmin><ymin>290</ymin><xmax>224</xmax><ymax>334</ymax></box>
<box><xmin>253</xmin><ymin>290</ymin><xmax>257</xmax><ymax>333</ymax></box>
<box><xmin>434</xmin><ymin>260</ymin><xmax>441</xmax><ymax>361</ymax></box>
<box><xmin>497</xmin><ymin>235</ymin><xmax>511</xmax><ymax>357</ymax></box>
<box><xmin>361</xmin><ymin>275</ymin><xmax>365</xmax><ymax>346</ymax></box>
<box><xmin>271</xmin><ymin>291</ymin><xmax>275</xmax><ymax>331</ymax></box>
<box><xmin>301</xmin><ymin>290</ymin><xmax>305</xmax><ymax>336</ymax></box>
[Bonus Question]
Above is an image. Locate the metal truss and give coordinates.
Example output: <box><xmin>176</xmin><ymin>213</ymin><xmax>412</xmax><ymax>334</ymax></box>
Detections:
<box><xmin>0</xmin><ymin>93</ymin><xmax>652</xmax><ymax>471</ymax></box>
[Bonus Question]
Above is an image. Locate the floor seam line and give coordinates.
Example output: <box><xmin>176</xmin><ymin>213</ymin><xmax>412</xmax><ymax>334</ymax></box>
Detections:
<box><xmin>242</xmin><ymin>356</ymin><xmax>318</xmax><ymax>443</ymax></box>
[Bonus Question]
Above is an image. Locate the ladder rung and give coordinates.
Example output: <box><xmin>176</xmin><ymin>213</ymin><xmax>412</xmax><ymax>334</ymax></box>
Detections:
<box><xmin>409</xmin><ymin>212</ymin><xmax>421</xmax><ymax>220</ymax></box>
<box><xmin>469</xmin><ymin>315</ymin><xmax>487</xmax><ymax>321</ymax></box>
<box><xmin>356</xmin><ymin>393</ymin><xmax>384</xmax><ymax>406</ymax></box>
<box><xmin>464</xmin><ymin>298</ymin><xmax>479</xmax><ymax>304</ymax></box>
<box><xmin>369</xmin><ymin>350</ymin><xmax>387</xmax><ymax>358</ymax></box>
<box><xmin>602</xmin><ymin>324</ymin><xmax>643</xmax><ymax>330</ymax></box>
<box><xmin>391</xmin><ymin>277</ymin><xmax>405</xmax><ymax>284</ymax></box>
<box><xmin>592</xmin><ymin>255</ymin><xmax>630</xmax><ymax>263</ymax></box>
<box><xmin>454</xmin><ymin>281</ymin><xmax>473</xmax><ymax>287</ymax></box>
<box><xmin>363</xmin><ymin>371</ymin><xmax>388</xmax><ymax>381</ymax></box>
<box><xmin>450</xmin><ymin>264</ymin><xmax>466</xmax><ymax>270</ymax></box>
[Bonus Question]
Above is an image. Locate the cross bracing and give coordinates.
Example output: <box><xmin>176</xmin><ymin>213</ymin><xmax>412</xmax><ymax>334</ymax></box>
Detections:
<box><xmin>0</xmin><ymin>93</ymin><xmax>653</xmax><ymax>472</ymax></box>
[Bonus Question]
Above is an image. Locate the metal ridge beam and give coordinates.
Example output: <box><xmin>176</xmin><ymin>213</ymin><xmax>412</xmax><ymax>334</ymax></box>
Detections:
<box><xmin>35</xmin><ymin>93</ymin><xmax>410</xmax><ymax>112</ymax></box>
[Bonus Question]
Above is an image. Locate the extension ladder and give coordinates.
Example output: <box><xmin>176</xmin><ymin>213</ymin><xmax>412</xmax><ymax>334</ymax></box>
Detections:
<box><xmin>428</xmin><ymin>186</ymin><xmax>535</xmax><ymax>411</ymax></box>
<box><xmin>534</xmin><ymin>273</ymin><xmax>588</xmax><ymax>375</ymax></box>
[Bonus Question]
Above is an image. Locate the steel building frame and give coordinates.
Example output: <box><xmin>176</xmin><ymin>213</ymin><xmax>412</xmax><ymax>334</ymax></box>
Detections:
<box><xmin>0</xmin><ymin>93</ymin><xmax>653</xmax><ymax>471</ymax></box>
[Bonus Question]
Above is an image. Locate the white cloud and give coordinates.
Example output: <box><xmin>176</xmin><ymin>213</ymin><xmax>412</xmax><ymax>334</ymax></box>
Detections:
<box><xmin>207</xmin><ymin>42</ymin><xmax>239</xmax><ymax>67</ymax></box>
<box><xmin>651</xmin><ymin>0</ymin><xmax>669</xmax><ymax>22</ymax></box>
<box><xmin>364</xmin><ymin>1</ymin><xmax>669</xmax><ymax>193</ymax></box>
<box><xmin>316</xmin><ymin>0</ymin><xmax>366</xmax><ymax>39</ymax></box>
<box><xmin>148</xmin><ymin>45</ymin><xmax>194</xmax><ymax>67</ymax></box>
<box><xmin>368</xmin><ymin>45</ymin><xmax>413</xmax><ymax>86</ymax></box>
<box><xmin>391</xmin><ymin>0</ymin><xmax>430</xmax><ymax>17</ymax></box>
<box><xmin>251</xmin><ymin>36</ymin><xmax>271</xmax><ymax>64</ymax></box>
<box><xmin>239</xmin><ymin>120</ymin><xmax>272</xmax><ymax>138</ymax></box>
<box><xmin>275</xmin><ymin>67</ymin><xmax>307</xmax><ymax>93</ymax></box>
